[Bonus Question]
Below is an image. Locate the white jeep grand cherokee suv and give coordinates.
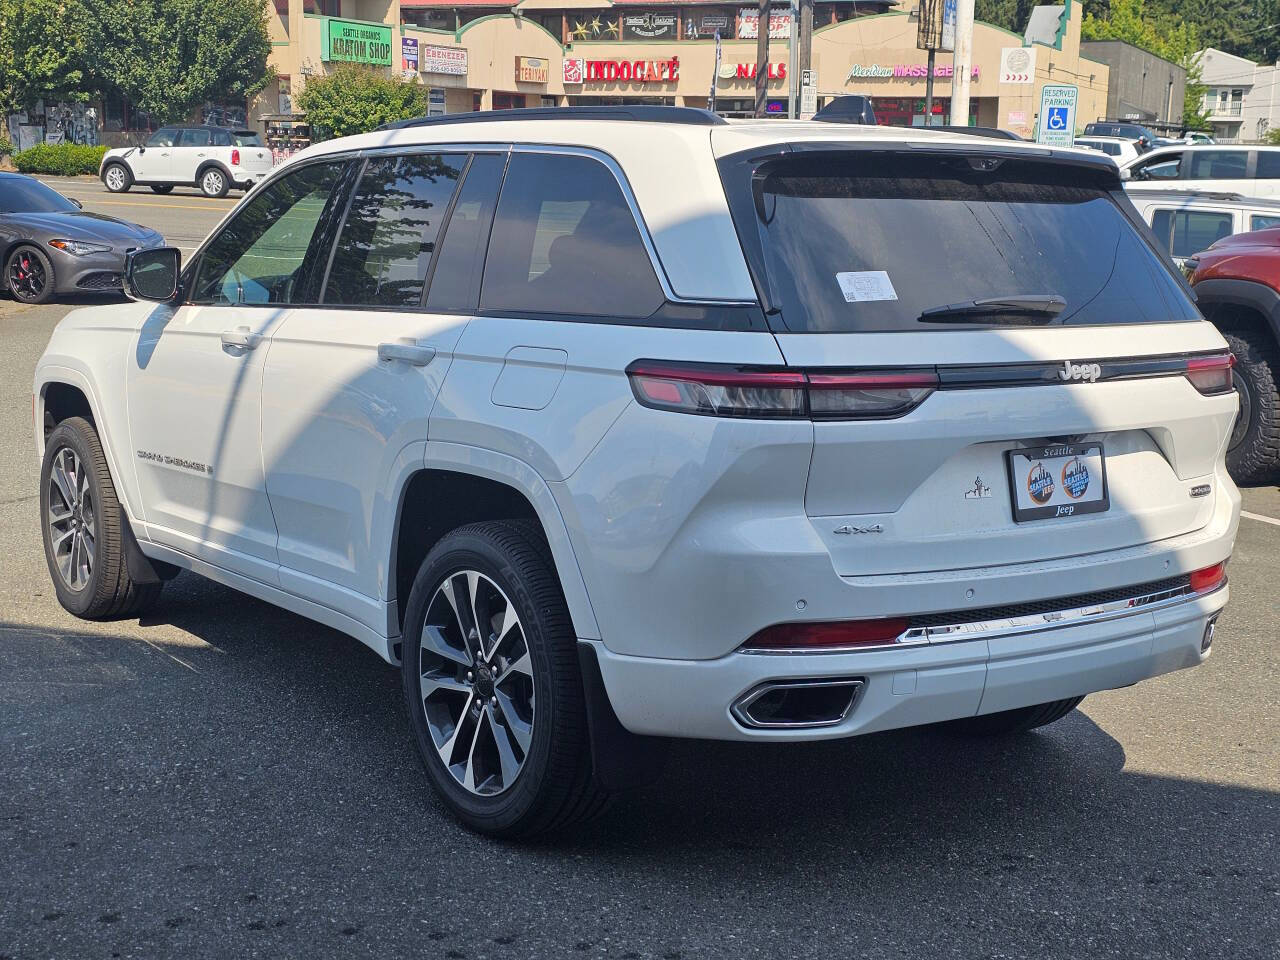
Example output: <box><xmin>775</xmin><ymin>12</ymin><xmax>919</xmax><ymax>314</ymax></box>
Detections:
<box><xmin>35</xmin><ymin>108</ymin><xmax>1240</xmax><ymax>837</ymax></box>
<box><xmin>99</xmin><ymin>125</ymin><xmax>273</xmax><ymax>198</ymax></box>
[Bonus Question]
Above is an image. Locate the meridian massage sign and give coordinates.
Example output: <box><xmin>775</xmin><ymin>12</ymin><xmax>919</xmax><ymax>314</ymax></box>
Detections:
<box><xmin>322</xmin><ymin>18</ymin><xmax>392</xmax><ymax>66</ymax></box>
<box><xmin>846</xmin><ymin>62</ymin><xmax>981</xmax><ymax>81</ymax></box>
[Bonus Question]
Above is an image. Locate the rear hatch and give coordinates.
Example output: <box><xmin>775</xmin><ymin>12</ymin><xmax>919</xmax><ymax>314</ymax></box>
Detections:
<box><xmin>717</xmin><ymin>140</ymin><xmax>1237</xmax><ymax>576</ymax></box>
<box><xmin>232</xmin><ymin>131</ymin><xmax>273</xmax><ymax>176</ymax></box>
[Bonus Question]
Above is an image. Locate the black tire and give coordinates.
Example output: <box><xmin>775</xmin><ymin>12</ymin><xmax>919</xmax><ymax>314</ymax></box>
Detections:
<box><xmin>401</xmin><ymin>520</ymin><xmax>608</xmax><ymax>838</ymax></box>
<box><xmin>6</xmin><ymin>244</ymin><xmax>56</xmax><ymax>304</ymax></box>
<box><xmin>1222</xmin><ymin>328</ymin><xmax>1280</xmax><ymax>485</ymax></box>
<box><xmin>150</xmin><ymin>184</ymin><xmax>174</xmax><ymax>194</ymax></box>
<box><xmin>943</xmin><ymin>696</ymin><xmax>1084</xmax><ymax>736</ymax></box>
<box><xmin>101</xmin><ymin>162</ymin><xmax>132</xmax><ymax>193</ymax></box>
<box><xmin>198</xmin><ymin>166</ymin><xmax>229</xmax><ymax>198</ymax></box>
<box><xmin>39</xmin><ymin>417</ymin><xmax>162</xmax><ymax>619</ymax></box>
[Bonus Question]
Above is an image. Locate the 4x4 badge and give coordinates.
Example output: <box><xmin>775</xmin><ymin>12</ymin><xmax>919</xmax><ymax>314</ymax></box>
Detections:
<box><xmin>833</xmin><ymin>523</ymin><xmax>883</xmax><ymax>535</ymax></box>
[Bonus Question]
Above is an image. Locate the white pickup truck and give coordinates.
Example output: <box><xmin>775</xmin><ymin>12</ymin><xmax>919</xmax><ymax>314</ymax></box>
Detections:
<box><xmin>99</xmin><ymin>125</ymin><xmax>273</xmax><ymax>198</ymax></box>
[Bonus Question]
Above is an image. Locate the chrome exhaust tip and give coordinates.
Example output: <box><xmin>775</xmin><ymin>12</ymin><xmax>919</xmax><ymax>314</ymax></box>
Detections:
<box><xmin>731</xmin><ymin>678</ymin><xmax>864</xmax><ymax>730</ymax></box>
<box><xmin>1201</xmin><ymin>614</ymin><xmax>1219</xmax><ymax>653</ymax></box>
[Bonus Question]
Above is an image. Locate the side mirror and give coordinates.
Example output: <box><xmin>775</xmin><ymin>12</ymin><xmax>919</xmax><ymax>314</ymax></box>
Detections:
<box><xmin>125</xmin><ymin>247</ymin><xmax>181</xmax><ymax>302</ymax></box>
<box><xmin>1120</xmin><ymin>167</ymin><xmax>1132</xmax><ymax>181</ymax></box>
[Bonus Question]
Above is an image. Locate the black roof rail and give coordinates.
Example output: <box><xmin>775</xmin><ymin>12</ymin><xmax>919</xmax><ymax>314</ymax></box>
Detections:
<box><xmin>379</xmin><ymin>105</ymin><xmax>728</xmax><ymax>130</ymax></box>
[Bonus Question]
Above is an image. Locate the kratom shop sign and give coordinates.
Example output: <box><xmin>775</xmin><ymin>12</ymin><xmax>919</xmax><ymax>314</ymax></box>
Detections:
<box><xmin>322</xmin><ymin>18</ymin><xmax>393</xmax><ymax>66</ymax></box>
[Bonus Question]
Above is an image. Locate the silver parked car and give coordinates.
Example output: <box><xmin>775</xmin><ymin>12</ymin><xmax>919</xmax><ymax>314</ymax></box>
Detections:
<box><xmin>1</xmin><ymin>172</ymin><xmax>164</xmax><ymax>303</ymax></box>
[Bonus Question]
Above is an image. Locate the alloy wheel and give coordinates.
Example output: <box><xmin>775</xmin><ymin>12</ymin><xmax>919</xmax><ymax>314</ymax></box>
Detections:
<box><xmin>46</xmin><ymin>446</ymin><xmax>95</xmax><ymax>590</ymax></box>
<box><xmin>104</xmin><ymin>166</ymin><xmax>126</xmax><ymax>191</ymax></box>
<box><xmin>418</xmin><ymin>570</ymin><xmax>535</xmax><ymax>796</ymax></box>
<box><xmin>202</xmin><ymin>170</ymin><xmax>224</xmax><ymax>195</ymax></box>
<box><xmin>8</xmin><ymin>250</ymin><xmax>46</xmax><ymax>302</ymax></box>
<box><xmin>1229</xmin><ymin>367</ymin><xmax>1252</xmax><ymax>451</ymax></box>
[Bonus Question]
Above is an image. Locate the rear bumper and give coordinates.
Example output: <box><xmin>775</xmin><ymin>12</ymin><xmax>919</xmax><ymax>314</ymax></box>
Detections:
<box><xmin>588</xmin><ymin>584</ymin><xmax>1227</xmax><ymax>741</ymax></box>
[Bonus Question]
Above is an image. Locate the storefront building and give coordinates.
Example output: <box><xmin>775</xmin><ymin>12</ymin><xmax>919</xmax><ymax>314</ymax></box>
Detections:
<box><xmin>258</xmin><ymin>0</ymin><xmax>1108</xmax><ymax>142</ymax></box>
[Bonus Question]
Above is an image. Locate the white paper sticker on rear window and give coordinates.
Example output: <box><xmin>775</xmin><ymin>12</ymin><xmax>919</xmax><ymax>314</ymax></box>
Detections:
<box><xmin>836</xmin><ymin>271</ymin><xmax>898</xmax><ymax>303</ymax></box>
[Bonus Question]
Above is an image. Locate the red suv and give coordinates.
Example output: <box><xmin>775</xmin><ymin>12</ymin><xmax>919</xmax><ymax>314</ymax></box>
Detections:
<box><xmin>1187</xmin><ymin>227</ymin><xmax>1280</xmax><ymax>483</ymax></box>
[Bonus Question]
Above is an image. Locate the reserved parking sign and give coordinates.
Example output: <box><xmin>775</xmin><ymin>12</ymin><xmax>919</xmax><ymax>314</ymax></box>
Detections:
<box><xmin>1036</xmin><ymin>83</ymin><xmax>1078</xmax><ymax>147</ymax></box>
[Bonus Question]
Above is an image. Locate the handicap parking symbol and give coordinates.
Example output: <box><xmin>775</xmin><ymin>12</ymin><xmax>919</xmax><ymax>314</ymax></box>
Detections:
<box><xmin>1046</xmin><ymin>106</ymin><xmax>1069</xmax><ymax>131</ymax></box>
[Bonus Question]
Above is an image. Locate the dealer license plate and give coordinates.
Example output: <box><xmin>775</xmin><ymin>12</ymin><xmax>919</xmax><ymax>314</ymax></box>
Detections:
<box><xmin>1005</xmin><ymin>443</ymin><xmax>1108</xmax><ymax>523</ymax></box>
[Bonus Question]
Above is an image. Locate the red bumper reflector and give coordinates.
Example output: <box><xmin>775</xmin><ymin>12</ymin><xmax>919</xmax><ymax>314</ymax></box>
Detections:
<box><xmin>744</xmin><ymin>618</ymin><xmax>912</xmax><ymax>650</ymax></box>
<box><xmin>1190</xmin><ymin>561</ymin><xmax>1227</xmax><ymax>593</ymax></box>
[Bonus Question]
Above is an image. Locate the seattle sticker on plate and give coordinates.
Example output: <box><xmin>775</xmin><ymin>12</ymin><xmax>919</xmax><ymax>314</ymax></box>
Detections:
<box><xmin>1005</xmin><ymin>443</ymin><xmax>1109</xmax><ymax>522</ymax></box>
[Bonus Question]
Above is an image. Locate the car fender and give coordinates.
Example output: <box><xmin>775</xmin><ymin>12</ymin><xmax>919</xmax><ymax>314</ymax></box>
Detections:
<box><xmin>195</xmin><ymin>159</ymin><xmax>233</xmax><ymax>185</ymax></box>
<box><xmin>34</xmin><ymin>305</ymin><xmax>153</xmax><ymax>524</ymax></box>
<box><xmin>1194</xmin><ymin>277</ymin><xmax>1280</xmax><ymax>345</ymax></box>
<box><xmin>99</xmin><ymin>147</ymin><xmax>136</xmax><ymax>178</ymax></box>
<box><xmin>418</xmin><ymin>440</ymin><xmax>601</xmax><ymax>641</ymax></box>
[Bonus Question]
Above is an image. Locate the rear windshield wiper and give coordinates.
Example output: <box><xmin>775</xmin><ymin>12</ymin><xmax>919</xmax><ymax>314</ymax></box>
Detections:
<box><xmin>918</xmin><ymin>294</ymin><xmax>1067</xmax><ymax>325</ymax></box>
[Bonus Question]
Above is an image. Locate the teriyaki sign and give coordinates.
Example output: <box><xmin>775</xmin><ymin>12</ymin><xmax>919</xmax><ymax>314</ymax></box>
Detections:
<box><xmin>322</xmin><ymin>18</ymin><xmax>392</xmax><ymax>66</ymax></box>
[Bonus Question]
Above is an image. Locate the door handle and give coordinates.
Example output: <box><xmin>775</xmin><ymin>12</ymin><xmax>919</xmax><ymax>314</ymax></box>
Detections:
<box><xmin>378</xmin><ymin>340</ymin><xmax>436</xmax><ymax>366</ymax></box>
<box><xmin>221</xmin><ymin>326</ymin><xmax>262</xmax><ymax>350</ymax></box>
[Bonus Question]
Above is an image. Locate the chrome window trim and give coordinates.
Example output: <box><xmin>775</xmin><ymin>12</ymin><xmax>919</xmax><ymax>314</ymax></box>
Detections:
<box><xmin>511</xmin><ymin>143</ymin><xmax>757</xmax><ymax>307</ymax></box>
<box><xmin>740</xmin><ymin>580</ymin><xmax>1224</xmax><ymax>655</ymax></box>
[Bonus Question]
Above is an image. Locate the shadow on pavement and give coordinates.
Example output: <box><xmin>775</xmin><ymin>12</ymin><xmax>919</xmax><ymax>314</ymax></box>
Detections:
<box><xmin>2</xmin><ymin>574</ymin><xmax>1277</xmax><ymax>959</ymax></box>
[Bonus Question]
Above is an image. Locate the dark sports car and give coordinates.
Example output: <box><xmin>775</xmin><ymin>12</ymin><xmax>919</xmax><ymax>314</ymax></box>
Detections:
<box><xmin>1</xmin><ymin>172</ymin><xmax>164</xmax><ymax>304</ymax></box>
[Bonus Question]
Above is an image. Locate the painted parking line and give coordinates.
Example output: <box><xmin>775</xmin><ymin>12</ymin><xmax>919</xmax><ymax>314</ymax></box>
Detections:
<box><xmin>1242</xmin><ymin>510</ymin><xmax>1280</xmax><ymax>528</ymax></box>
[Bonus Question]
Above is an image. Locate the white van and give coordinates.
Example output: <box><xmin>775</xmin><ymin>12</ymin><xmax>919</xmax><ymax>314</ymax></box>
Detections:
<box><xmin>1123</xmin><ymin>145</ymin><xmax>1280</xmax><ymax>198</ymax></box>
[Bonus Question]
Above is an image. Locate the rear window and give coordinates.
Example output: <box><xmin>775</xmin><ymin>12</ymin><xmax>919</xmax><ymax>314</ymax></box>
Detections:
<box><xmin>233</xmin><ymin>130</ymin><xmax>264</xmax><ymax>147</ymax></box>
<box><xmin>754</xmin><ymin>154</ymin><xmax>1199</xmax><ymax>333</ymax></box>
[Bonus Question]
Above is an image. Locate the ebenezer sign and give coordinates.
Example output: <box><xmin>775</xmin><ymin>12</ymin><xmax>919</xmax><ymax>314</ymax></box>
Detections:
<box><xmin>322</xmin><ymin>18</ymin><xmax>392</xmax><ymax>66</ymax></box>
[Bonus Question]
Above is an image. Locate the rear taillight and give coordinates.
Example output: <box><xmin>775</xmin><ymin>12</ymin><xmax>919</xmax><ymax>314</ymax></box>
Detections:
<box><xmin>1190</xmin><ymin>560</ymin><xmax>1227</xmax><ymax>593</ymax></box>
<box><xmin>626</xmin><ymin>361</ymin><xmax>937</xmax><ymax>420</ymax></box>
<box><xmin>743</xmin><ymin>618</ymin><xmax>912</xmax><ymax>650</ymax></box>
<box><xmin>1185</xmin><ymin>353</ymin><xmax>1234</xmax><ymax>395</ymax></box>
<box><xmin>231</xmin><ymin>148</ymin><xmax>240</xmax><ymax>166</ymax></box>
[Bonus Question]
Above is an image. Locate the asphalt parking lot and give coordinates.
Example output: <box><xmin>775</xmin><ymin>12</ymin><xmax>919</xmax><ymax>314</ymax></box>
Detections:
<box><xmin>1</xmin><ymin>181</ymin><xmax>1278</xmax><ymax>959</ymax></box>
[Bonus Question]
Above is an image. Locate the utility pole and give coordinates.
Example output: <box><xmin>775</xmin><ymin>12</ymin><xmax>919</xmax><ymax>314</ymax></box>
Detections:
<box><xmin>949</xmin><ymin>0</ymin><xmax>975</xmax><ymax>126</ymax></box>
<box><xmin>798</xmin><ymin>0</ymin><xmax>813</xmax><ymax>91</ymax></box>
<box><xmin>787</xmin><ymin>0</ymin><xmax>798</xmax><ymax>117</ymax></box>
<box><xmin>924</xmin><ymin>49</ymin><xmax>936</xmax><ymax>125</ymax></box>
<box><xmin>754</xmin><ymin>0</ymin><xmax>771</xmax><ymax>117</ymax></box>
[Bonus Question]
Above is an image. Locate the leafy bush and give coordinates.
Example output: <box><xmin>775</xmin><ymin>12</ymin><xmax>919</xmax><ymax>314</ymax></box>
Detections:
<box><xmin>0</xmin><ymin>135</ymin><xmax>13</xmax><ymax>159</ymax></box>
<box><xmin>296</xmin><ymin>63</ymin><xmax>427</xmax><ymax>140</ymax></box>
<box><xmin>13</xmin><ymin>142</ymin><xmax>109</xmax><ymax>175</ymax></box>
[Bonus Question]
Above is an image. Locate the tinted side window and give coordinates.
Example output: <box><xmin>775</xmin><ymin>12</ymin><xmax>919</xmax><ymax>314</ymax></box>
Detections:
<box><xmin>480</xmin><ymin>153</ymin><xmax>664</xmax><ymax>319</ymax></box>
<box><xmin>1256</xmin><ymin>152</ymin><xmax>1280</xmax><ymax>179</ymax></box>
<box><xmin>210</xmin><ymin>129</ymin><xmax>231</xmax><ymax>147</ymax></box>
<box><xmin>1139</xmin><ymin>157</ymin><xmax>1183</xmax><ymax>181</ymax></box>
<box><xmin>324</xmin><ymin>153</ymin><xmax>465</xmax><ymax>307</ymax></box>
<box><xmin>191</xmin><ymin>162</ymin><xmax>349</xmax><ymax>305</ymax></box>
<box><xmin>148</xmin><ymin>128</ymin><xmax>177</xmax><ymax>147</ymax></box>
<box><xmin>425</xmin><ymin>153</ymin><xmax>505</xmax><ymax>313</ymax></box>
<box><xmin>1252</xmin><ymin>214</ymin><xmax>1280</xmax><ymax>230</ymax></box>
<box><xmin>180</xmin><ymin>128</ymin><xmax>212</xmax><ymax>147</ymax></box>
<box><xmin>1151</xmin><ymin>210</ymin><xmax>1233</xmax><ymax>258</ymax></box>
<box><xmin>1189</xmin><ymin>150</ymin><xmax>1247</xmax><ymax>179</ymax></box>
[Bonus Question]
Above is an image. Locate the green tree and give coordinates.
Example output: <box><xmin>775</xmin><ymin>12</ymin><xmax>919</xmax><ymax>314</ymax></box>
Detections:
<box><xmin>88</xmin><ymin>0</ymin><xmax>273</xmax><ymax>128</ymax></box>
<box><xmin>0</xmin><ymin>0</ymin><xmax>92</xmax><ymax>112</ymax></box>
<box><xmin>295</xmin><ymin>64</ymin><xmax>427</xmax><ymax>141</ymax></box>
<box><xmin>1081</xmin><ymin>0</ymin><xmax>1207</xmax><ymax>128</ymax></box>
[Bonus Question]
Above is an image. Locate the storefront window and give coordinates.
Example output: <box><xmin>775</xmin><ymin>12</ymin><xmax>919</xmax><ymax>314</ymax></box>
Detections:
<box><xmin>569</xmin><ymin>14</ymin><xmax>620</xmax><ymax>40</ymax></box>
<box><xmin>620</xmin><ymin>10</ymin><xmax>679</xmax><ymax>41</ymax></box>
<box><xmin>685</xmin><ymin>8</ymin><xmax>735</xmax><ymax>39</ymax></box>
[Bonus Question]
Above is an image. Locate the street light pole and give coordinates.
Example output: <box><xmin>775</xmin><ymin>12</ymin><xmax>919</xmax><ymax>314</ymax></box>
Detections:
<box><xmin>949</xmin><ymin>0</ymin><xmax>975</xmax><ymax>126</ymax></box>
<box><xmin>788</xmin><ymin>0</ymin><xmax>798</xmax><ymax>117</ymax></box>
